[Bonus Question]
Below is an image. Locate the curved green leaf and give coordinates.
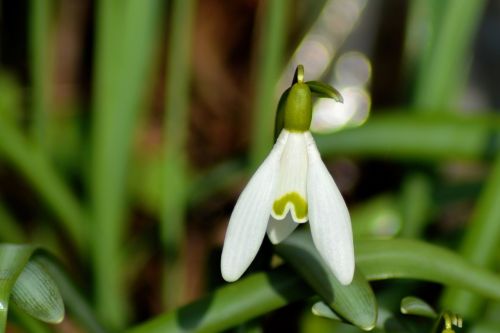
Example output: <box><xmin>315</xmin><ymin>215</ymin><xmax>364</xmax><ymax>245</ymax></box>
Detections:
<box><xmin>400</xmin><ymin>296</ymin><xmax>437</xmax><ymax>318</ymax></box>
<box><xmin>128</xmin><ymin>237</ymin><xmax>500</xmax><ymax>333</ymax></box>
<box><xmin>0</xmin><ymin>244</ymin><xmax>36</xmax><ymax>331</ymax></box>
<box><xmin>315</xmin><ymin>113</ymin><xmax>500</xmax><ymax>161</ymax></box>
<box><xmin>356</xmin><ymin>239</ymin><xmax>500</xmax><ymax>300</ymax></box>
<box><xmin>311</xmin><ymin>301</ymin><xmax>341</xmax><ymax>321</ymax></box>
<box><xmin>275</xmin><ymin>229</ymin><xmax>377</xmax><ymax>331</ymax></box>
<box><xmin>126</xmin><ymin>266</ymin><xmax>311</xmax><ymax>333</ymax></box>
<box><xmin>306</xmin><ymin>81</ymin><xmax>343</xmax><ymax>103</ymax></box>
<box><xmin>35</xmin><ymin>256</ymin><xmax>109</xmax><ymax>333</ymax></box>
<box><xmin>312</xmin><ymin>300</ymin><xmax>407</xmax><ymax>332</ymax></box>
<box><xmin>0</xmin><ymin>244</ymin><xmax>65</xmax><ymax>330</ymax></box>
<box><xmin>11</xmin><ymin>258</ymin><xmax>64</xmax><ymax>323</ymax></box>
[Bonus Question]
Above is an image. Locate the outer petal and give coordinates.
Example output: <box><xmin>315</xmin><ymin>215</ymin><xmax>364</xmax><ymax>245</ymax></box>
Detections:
<box><xmin>266</xmin><ymin>214</ymin><xmax>299</xmax><ymax>244</ymax></box>
<box><xmin>305</xmin><ymin>132</ymin><xmax>354</xmax><ymax>285</ymax></box>
<box><xmin>221</xmin><ymin>131</ymin><xmax>289</xmax><ymax>282</ymax></box>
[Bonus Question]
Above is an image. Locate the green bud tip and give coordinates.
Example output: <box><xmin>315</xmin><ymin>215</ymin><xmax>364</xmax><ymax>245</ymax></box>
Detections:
<box><xmin>284</xmin><ymin>65</ymin><xmax>312</xmax><ymax>132</ymax></box>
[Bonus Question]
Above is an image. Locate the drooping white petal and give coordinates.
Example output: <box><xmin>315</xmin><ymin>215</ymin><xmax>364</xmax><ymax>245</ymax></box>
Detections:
<box><xmin>271</xmin><ymin>132</ymin><xmax>308</xmax><ymax>223</ymax></box>
<box><xmin>305</xmin><ymin>132</ymin><xmax>354</xmax><ymax>285</ymax></box>
<box><xmin>221</xmin><ymin>131</ymin><xmax>289</xmax><ymax>282</ymax></box>
<box><xmin>266</xmin><ymin>213</ymin><xmax>299</xmax><ymax>244</ymax></box>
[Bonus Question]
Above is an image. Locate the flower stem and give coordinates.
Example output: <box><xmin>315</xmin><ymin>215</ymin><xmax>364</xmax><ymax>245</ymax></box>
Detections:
<box><xmin>249</xmin><ymin>0</ymin><xmax>289</xmax><ymax>170</ymax></box>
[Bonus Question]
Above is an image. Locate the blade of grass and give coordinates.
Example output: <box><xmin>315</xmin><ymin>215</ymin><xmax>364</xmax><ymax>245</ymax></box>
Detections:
<box><xmin>413</xmin><ymin>2</ymin><xmax>500</xmax><ymax>315</ymax></box>
<box><xmin>249</xmin><ymin>0</ymin><xmax>289</xmax><ymax>169</ymax></box>
<box><xmin>29</xmin><ymin>0</ymin><xmax>53</xmax><ymax>148</ymax></box>
<box><xmin>125</xmin><ymin>266</ymin><xmax>312</xmax><ymax>333</ymax></box>
<box><xmin>161</xmin><ymin>0</ymin><xmax>196</xmax><ymax>309</ymax></box>
<box><xmin>90</xmin><ymin>0</ymin><xmax>161</xmax><ymax>328</ymax></box>
<box><xmin>440</xmin><ymin>153</ymin><xmax>500</xmax><ymax>318</ymax></box>
<box><xmin>399</xmin><ymin>172</ymin><xmax>433</xmax><ymax>238</ymax></box>
<box><xmin>412</xmin><ymin>0</ymin><xmax>486</xmax><ymax>110</ymax></box>
<box><xmin>0</xmin><ymin>122</ymin><xmax>86</xmax><ymax>253</ymax></box>
<box><xmin>356</xmin><ymin>239</ymin><xmax>500</xmax><ymax>299</ymax></box>
<box><xmin>315</xmin><ymin>113</ymin><xmax>500</xmax><ymax>161</ymax></box>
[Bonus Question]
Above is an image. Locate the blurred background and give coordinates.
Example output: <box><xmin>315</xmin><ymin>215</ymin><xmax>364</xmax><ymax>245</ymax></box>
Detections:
<box><xmin>1</xmin><ymin>0</ymin><xmax>500</xmax><ymax>332</ymax></box>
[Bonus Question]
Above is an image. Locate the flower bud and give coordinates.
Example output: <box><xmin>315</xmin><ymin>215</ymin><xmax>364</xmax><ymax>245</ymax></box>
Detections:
<box><xmin>283</xmin><ymin>82</ymin><xmax>312</xmax><ymax>132</ymax></box>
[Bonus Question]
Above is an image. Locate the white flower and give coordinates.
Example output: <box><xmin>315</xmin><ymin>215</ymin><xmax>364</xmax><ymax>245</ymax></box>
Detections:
<box><xmin>221</xmin><ymin>129</ymin><xmax>354</xmax><ymax>285</ymax></box>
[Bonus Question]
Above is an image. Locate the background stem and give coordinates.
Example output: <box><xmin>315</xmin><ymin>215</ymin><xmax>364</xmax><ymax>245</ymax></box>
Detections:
<box><xmin>249</xmin><ymin>0</ymin><xmax>288</xmax><ymax>169</ymax></box>
<box><xmin>161</xmin><ymin>0</ymin><xmax>196</xmax><ymax>309</ymax></box>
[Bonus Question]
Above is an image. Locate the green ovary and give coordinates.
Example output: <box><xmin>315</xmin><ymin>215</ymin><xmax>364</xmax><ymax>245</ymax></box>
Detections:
<box><xmin>272</xmin><ymin>192</ymin><xmax>308</xmax><ymax>221</ymax></box>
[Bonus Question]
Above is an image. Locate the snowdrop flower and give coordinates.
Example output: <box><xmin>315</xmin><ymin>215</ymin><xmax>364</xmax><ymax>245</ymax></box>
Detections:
<box><xmin>221</xmin><ymin>68</ymin><xmax>354</xmax><ymax>285</ymax></box>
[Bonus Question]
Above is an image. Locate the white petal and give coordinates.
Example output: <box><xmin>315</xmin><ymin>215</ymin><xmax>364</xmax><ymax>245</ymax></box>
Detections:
<box><xmin>305</xmin><ymin>132</ymin><xmax>355</xmax><ymax>285</ymax></box>
<box><xmin>221</xmin><ymin>131</ymin><xmax>289</xmax><ymax>282</ymax></box>
<box><xmin>271</xmin><ymin>132</ymin><xmax>308</xmax><ymax>223</ymax></box>
<box><xmin>266</xmin><ymin>213</ymin><xmax>299</xmax><ymax>244</ymax></box>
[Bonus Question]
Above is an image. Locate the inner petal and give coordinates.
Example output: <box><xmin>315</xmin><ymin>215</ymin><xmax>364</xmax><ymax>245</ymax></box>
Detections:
<box><xmin>271</xmin><ymin>132</ymin><xmax>308</xmax><ymax>223</ymax></box>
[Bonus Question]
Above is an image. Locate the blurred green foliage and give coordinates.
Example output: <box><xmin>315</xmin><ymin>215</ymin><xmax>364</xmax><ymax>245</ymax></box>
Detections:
<box><xmin>0</xmin><ymin>0</ymin><xmax>499</xmax><ymax>332</ymax></box>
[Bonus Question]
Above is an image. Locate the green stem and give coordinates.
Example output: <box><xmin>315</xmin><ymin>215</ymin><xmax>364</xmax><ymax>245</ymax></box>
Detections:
<box><xmin>90</xmin><ymin>0</ymin><xmax>161</xmax><ymax>328</ymax></box>
<box><xmin>249</xmin><ymin>0</ymin><xmax>288</xmax><ymax>169</ymax></box>
<box><xmin>29</xmin><ymin>0</ymin><xmax>52</xmax><ymax>148</ymax></box>
<box><xmin>161</xmin><ymin>0</ymin><xmax>196</xmax><ymax>309</ymax></box>
<box><xmin>399</xmin><ymin>172</ymin><xmax>433</xmax><ymax>238</ymax></box>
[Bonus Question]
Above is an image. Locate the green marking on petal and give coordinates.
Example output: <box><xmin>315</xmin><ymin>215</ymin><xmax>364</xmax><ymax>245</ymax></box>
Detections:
<box><xmin>273</xmin><ymin>192</ymin><xmax>308</xmax><ymax>221</ymax></box>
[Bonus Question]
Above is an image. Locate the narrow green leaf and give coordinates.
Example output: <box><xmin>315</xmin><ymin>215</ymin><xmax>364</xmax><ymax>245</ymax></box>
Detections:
<box><xmin>412</xmin><ymin>0</ymin><xmax>486</xmax><ymax>110</ymax></box>
<box><xmin>11</xmin><ymin>259</ymin><xmax>64</xmax><ymax>324</ymax></box>
<box><xmin>441</xmin><ymin>131</ymin><xmax>500</xmax><ymax>318</ymax></box>
<box><xmin>399</xmin><ymin>173</ymin><xmax>433</xmax><ymax>238</ymax></box>
<box><xmin>400</xmin><ymin>296</ymin><xmax>437</xmax><ymax>318</ymax></box>
<box><xmin>306</xmin><ymin>81</ymin><xmax>343</xmax><ymax>103</ymax></box>
<box><xmin>311</xmin><ymin>301</ymin><xmax>341</xmax><ymax>321</ymax></box>
<box><xmin>312</xmin><ymin>300</ymin><xmax>405</xmax><ymax>332</ymax></box>
<box><xmin>90</xmin><ymin>0</ymin><xmax>162</xmax><ymax>326</ymax></box>
<box><xmin>125</xmin><ymin>266</ymin><xmax>311</xmax><ymax>333</ymax></box>
<box><xmin>161</xmin><ymin>0</ymin><xmax>196</xmax><ymax>308</ymax></box>
<box><xmin>249</xmin><ymin>0</ymin><xmax>289</xmax><ymax>168</ymax></box>
<box><xmin>315</xmin><ymin>113</ymin><xmax>500</xmax><ymax>161</ymax></box>
<box><xmin>0</xmin><ymin>244</ymin><xmax>41</xmax><ymax>331</ymax></box>
<box><xmin>276</xmin><ymin>229</ymin><xmax>377</xmax><ymax>331</ymax></box>
<box><xmin>0</xmin><ymin>122</ymin><xmax>86</xmax><ymax>253</ymax></box>
<box><xmin>356</xmin><ymin>239</ymin><xmax>500</xmax><ymax>300</ymax></box>
<box><xmin>29</xmin><ymin>0</ymin><xmax>53</xmax><ymax>148</ymax></box>
<box><xmin>35</xmin><ymin>256</ymin><xmax>108</xmax><ymax>333</ymax></box>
